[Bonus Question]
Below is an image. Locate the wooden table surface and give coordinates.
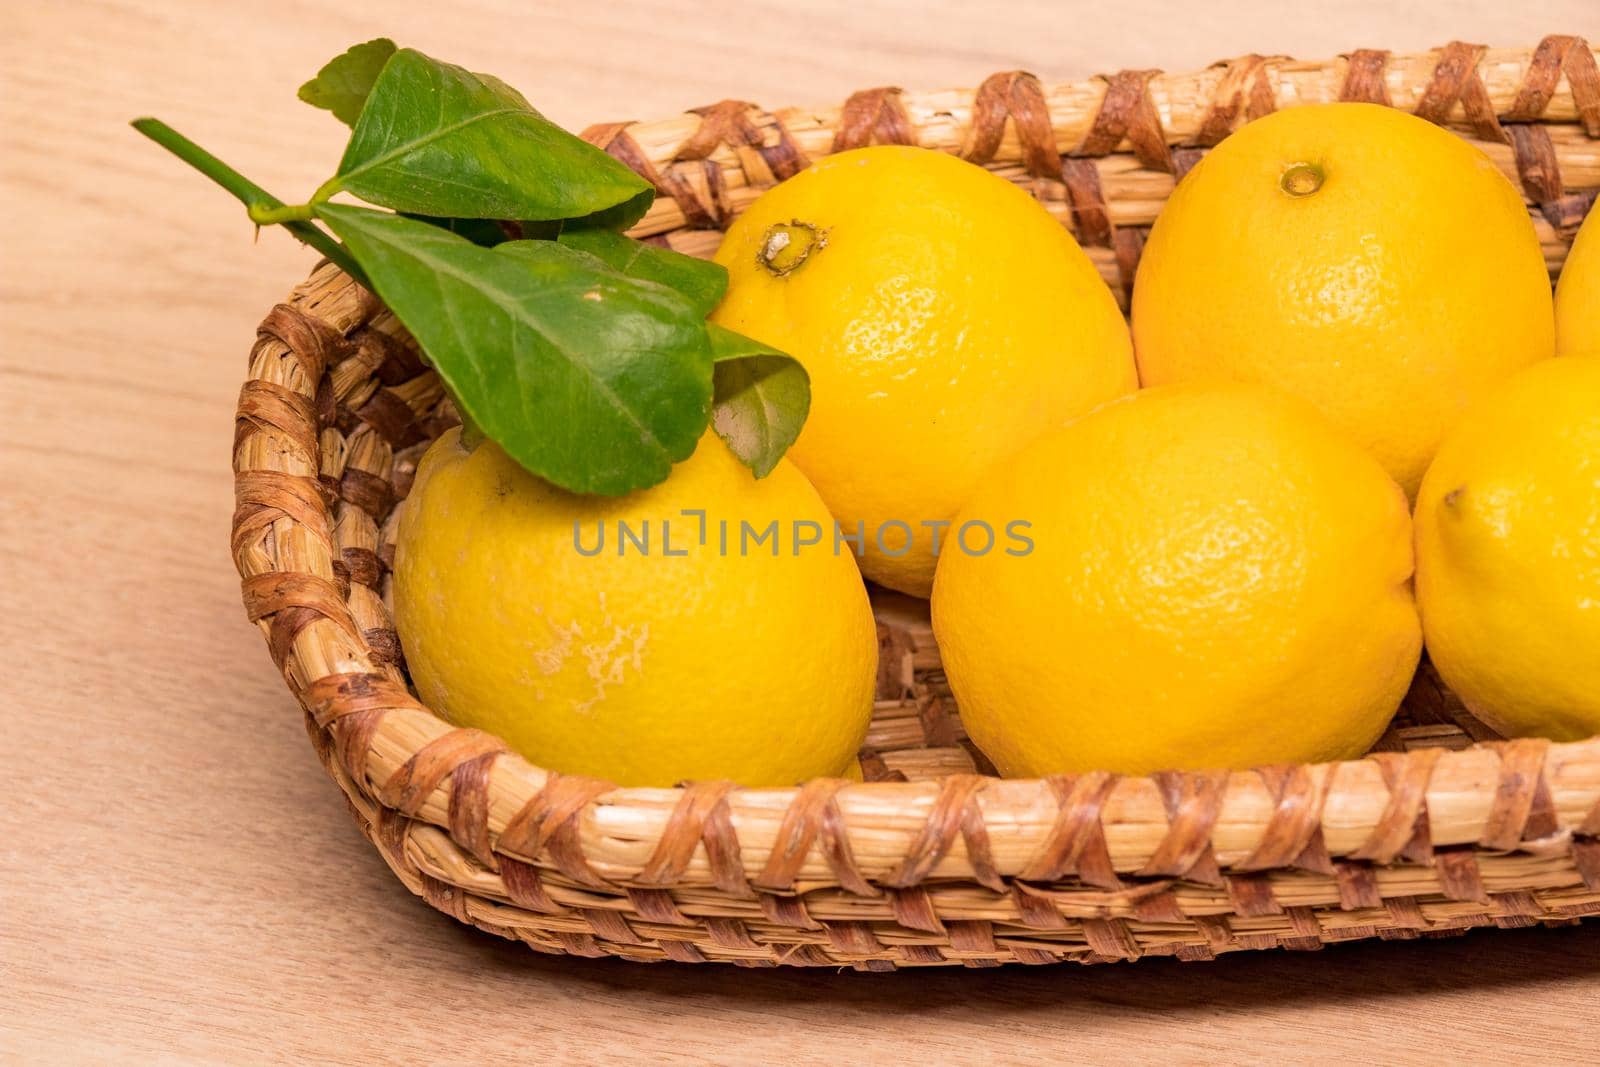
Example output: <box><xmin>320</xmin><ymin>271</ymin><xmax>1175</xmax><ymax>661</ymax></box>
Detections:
<box><xmin>5</xmin><ymin>2</ymin><xmax>1599</xmax><ymax>1062</ymax></box>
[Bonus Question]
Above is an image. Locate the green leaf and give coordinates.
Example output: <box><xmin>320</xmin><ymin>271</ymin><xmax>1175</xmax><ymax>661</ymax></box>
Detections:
<box><xmin>297</xmin><ymin>38</ymin><xmax>397</xmax><ymax>126</ymax></box>
<box><xmin>328</xmin><ymin>48</ymin><xmax>652</xmax><ymax>224</ymax></box>
<box><xmin>557</xmin><ymin>229</ymin><xmax>727</xmax><ymax>315</ymax></box>
<box><xmin>404</xmin><ymin>214</ymin><xmax>513</xmax><ymax>247</ymax></box>
<box><xmin>560</xmin><ymin>187</ymin><xmax>656</xmax><ymax>233</ymax></box>
<box><xmin>317</xmin><ymin>205</ymin><xmax>711</xmax><ymax>495</ymax></box>
<box><xmin>707</xmin><ymin>324</ymin><xmax>810</xmax><ymax>478</ymax></box>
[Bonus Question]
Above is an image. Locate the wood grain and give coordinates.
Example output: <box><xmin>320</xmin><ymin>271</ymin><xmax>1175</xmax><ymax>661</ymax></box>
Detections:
<box><xmin>3</xmin><ymin>1</ymin><xmax>1598</xmax><ymax>1062</ymax></box>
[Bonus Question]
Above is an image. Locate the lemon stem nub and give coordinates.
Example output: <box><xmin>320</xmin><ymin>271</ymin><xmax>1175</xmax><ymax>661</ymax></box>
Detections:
<box><xmin>1281</xmin><ymin>163</ymin><xmax>1325</xmax><ymax>197</ymax></box>
<box><xmin>759</xmin><ymin>221</ymin><xmax>825</xmax><ymax>276</ymax></box>
<box><xmin>458</xmin><ymin>410</ymin><xmax>488</xmax><ymax>452</ymax></box>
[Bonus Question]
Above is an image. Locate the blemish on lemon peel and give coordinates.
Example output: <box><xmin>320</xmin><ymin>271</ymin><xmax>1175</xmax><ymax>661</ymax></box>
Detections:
<box><xmin>1280</xmin><ymin>162</ymin><xmax>1325</xmax><ymax>197</ymax></box>
<box><xmin>573</xmin><ymin>590</ymin><xmax>649</xmax><ymax>714</ymax></box>
<box><xmin>532</xmin><ymin>618</ymin><xmax>581</xmax><ymax>676</ymax></box>
<box><xmin>758</xmin><ymin>220</ymin><xmax>826</xmax><ymax>276</ymax></box>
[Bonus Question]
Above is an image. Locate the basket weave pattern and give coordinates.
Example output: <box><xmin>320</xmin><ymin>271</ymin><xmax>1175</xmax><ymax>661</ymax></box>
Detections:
<box><xmin>235</xmin><ymin>38</ymin><xmax>1600</xmax><ymax>968</ymax></box>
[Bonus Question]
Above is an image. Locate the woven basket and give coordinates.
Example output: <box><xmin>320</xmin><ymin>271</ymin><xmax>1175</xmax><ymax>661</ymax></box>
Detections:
<box><xmin>234</xmin><ymin>37</ymin><xmax>1600</xmax><ymax>968</ymax></box>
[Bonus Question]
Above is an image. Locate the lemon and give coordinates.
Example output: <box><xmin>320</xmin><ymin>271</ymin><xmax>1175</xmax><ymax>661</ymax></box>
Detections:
<box><xmin>1556</xmin><ymin>207</ymin><xmax>1600</xmax><ymax>357</ymax></box>
<box><xmin>1415</xmin><ymin>358</ymin><xmax>1600</xmax><ymax>742</ymax></box>
<box><xmin>931</xmin><ymin>383</ymin><xmax>1421</xmax><ymax>777</ymax></box>
<box><xmin>1133</xmin><ymin>103</ymin><xmax>1554</xmax><ymax>496</ymax></box>
<box><xmin>392</xmin><ymin>430</ymin><xmax>877</xmax><ymax>787</ymax></box>
<box><xmin>711</xmin><ymin>145</ymin><xmax>1135</xmax><ymax>597</ymax></box>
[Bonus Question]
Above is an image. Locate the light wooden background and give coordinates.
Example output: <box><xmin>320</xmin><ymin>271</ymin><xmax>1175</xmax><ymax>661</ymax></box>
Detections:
<box><xmin>4</xmin><ymin>2</ymin><xmax>1599</xmax><ymax>1063</ymax></box>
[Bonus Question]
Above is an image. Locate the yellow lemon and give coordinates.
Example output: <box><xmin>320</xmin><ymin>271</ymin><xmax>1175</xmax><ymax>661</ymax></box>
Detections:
<box><xmin>1415</xmin><ymin>358</ymin><xmax>1600</xmax><ymax>742</ymax></box>
<box><xmin>1556</xmin><ymin>206</ymin><xmax>1600</xmax><ymax>357</ymax></box>
<box><xmin>931</xmin><ymin>383</ymin><xmax>1421</xmax><ymax>777</ymax></box>
<box><xmin>392</xmin><ymin>430</ymin><xmax>877</xmax><ymax>787</ymax></box>
<box><xmin>1133</xmin><ymin>103</ymin><xmax>1554</xmax><ymax>496</ymax></box>
<box><xmin>712</xmin><ymin>145</ymin><xmax>1135</xmax><ymax>597</ymax></box>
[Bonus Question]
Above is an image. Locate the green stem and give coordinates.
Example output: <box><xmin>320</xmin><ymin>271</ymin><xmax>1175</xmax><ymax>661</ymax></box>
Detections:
<box><xmin>130</xmin><ymin>118</ymin><xmax>370</xmax><ymax>287</ymax></box>
<box><xmin>248</xmin><ymin>202</ymin><xmax>315</xmax><ymax>225</ymax></box>
<box><xmin>457</xmin><ymin>405</ymin><xmax>487</xmax><ymax>451</ymax></box>
<box><xmin>310</xmin><ymin>175</ymin><xmax>345</xmax><ymax>205</ymax></box>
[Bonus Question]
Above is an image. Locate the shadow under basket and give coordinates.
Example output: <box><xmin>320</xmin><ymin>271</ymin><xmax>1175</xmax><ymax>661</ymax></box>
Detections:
<box><xmin>233</xmin><ymin>37</ymin><xmax>1600</xmax><ymax>968</ymax></box>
